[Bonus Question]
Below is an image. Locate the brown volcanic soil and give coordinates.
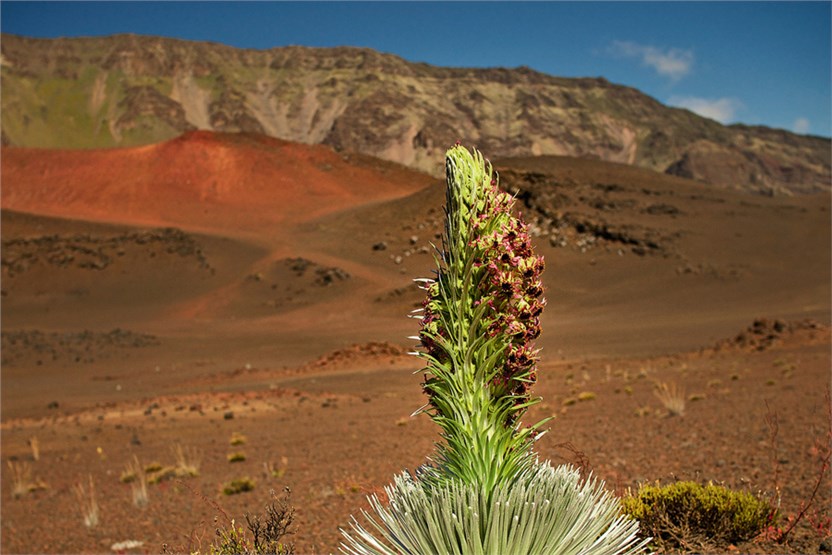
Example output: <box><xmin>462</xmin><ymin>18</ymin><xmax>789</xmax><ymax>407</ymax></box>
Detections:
<box><xmin>1</xmin><ymin>134</ymin><xmax>830</xmax><ymax>554</ymax></box>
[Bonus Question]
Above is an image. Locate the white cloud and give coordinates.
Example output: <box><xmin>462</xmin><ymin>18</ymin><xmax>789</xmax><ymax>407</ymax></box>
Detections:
<box><xmin>667</xmin><ymin>96</ymin><xmax>743</xmax><ymax>124</ymax></box>
<box><xmin>792</xmin><ymin>117</ymin><xmax>810</xmax><ymax>134</ymax></box>
<box><xmin>609</xmin><ymin>40</ymin><xmax>693</xmax><ymax>81</ymax></box>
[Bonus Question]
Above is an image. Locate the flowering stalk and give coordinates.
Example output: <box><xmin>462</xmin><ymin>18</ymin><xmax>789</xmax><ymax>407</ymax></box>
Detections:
<box><xmin>341</xmin><ymin>145</ymin><xmax>648</xmax><ymax>555</ymax></box>
<box><xmin>415</xmin><ymin>145</ymin><xmax>548</xmax><ymax>493</ymax></box>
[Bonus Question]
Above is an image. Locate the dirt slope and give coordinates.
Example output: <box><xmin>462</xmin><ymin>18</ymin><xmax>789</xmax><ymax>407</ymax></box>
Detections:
<box><xmin>1</xmin><ymin>130</ymin><xmax>432</xmax><ymax>234</ymax></box>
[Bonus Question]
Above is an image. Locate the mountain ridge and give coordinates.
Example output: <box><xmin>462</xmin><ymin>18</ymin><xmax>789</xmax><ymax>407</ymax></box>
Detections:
<box><xmin>1</xmin><ymin>32</ymin><xmax>829</xmax><ymax>195</ymax></box>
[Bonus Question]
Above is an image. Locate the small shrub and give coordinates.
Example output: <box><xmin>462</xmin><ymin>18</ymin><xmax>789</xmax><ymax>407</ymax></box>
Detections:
<box><xmin>223</xmin><ymin>477</ymin><xmax>256</xmax><ymax>495</ymax></box>
<box><xmin>334</xmin><ymin>476</ymin><xmax>363</xmax><ymax>496</ymax></box>
<box><xmin>578</xmin><ymin>391</ymin><xmax>596</xmax><ymax>401</ymax></box>
<box><xmin>228</xmin><ymin>452</ymin><xmax>247</xmax><ymax>463</ymax></box>
<box><xmin>147</xmin><ymin>466</ymin><xmax>178</xmax><ymax>485</ymax></box>
<box><xmin>145</xmin><ymin>461</ymin><xmax>163</xmax><ymax>473</ymax></box>
<box><xmin>265</xmin><ymin>457</ymin><xmax>289</xmax><ymax>479</ymax></box>
<box><xmin>145</xmin><ymin>445</ymin><xmax>201</xmax><ymax>485</ymax></box>
<box><xmin>244</xmin><ymin>490</ymin><xmax>296</xmax><ymax>554</ymax></box>
<box><xmin>621</xmin><ymin>480</ymin><xmax>775</xmax><ymax>551</ymax></box>
<box><xmin>180</xmin><ymin>489</ymin><xmax>295</xmax><ymax>554</ymax></box>
<box><xmin>634</xmin><ymin>406</ymin><xmax>651</xmax><ymax>418</ymax></box>
<box><xmin>211</xmin><ymin>520</ymin><xmax>250</xmax><ymax>554</ymax></box>
<box><xmin>230</xmin><ymin>432</ymin><xmax>248</xmax><ymax>446</ymax></box>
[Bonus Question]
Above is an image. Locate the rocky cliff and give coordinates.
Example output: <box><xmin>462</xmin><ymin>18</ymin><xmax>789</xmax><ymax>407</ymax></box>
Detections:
<box><xmin>1</xmin><ymin>33</ymin><xmax>828</xmax><ymax>194</ymax></box>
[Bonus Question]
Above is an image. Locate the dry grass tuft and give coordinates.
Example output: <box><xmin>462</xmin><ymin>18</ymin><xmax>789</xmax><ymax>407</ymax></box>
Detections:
<box><xmin>7</xmin><ymin>460</ymin><xmax>47</xmax><ymax>498</ymax></box>
<box><xmin>654</xmin><ymin>381</ymin><xmax>686</xmax><ymax>416</ymax></box>
<box><xmin>124</xmin><ymin>456</ymin><xmax>149</xmax><ymax>507</ymax></box>
<box><xmin>8</xmin><ymin>460</ymin><xmax>33</xmax><ymax>499</ymax></box>
<box><xmin>265</xmin><ymin>456</ymin><xmax>289</xmax><ymax>479</ymax></box>
<box><xmin>28</xmin><ymin>437</ymin><xmax>40</xmax><ymax>462</ymax></box>
<box><xmin>73</xmin><ymin>474</ymin><xmax>100</xmax><ymax>528</ymax></box>
<box><xmin>172</xmin><ymin>443</ymin><xmax>201</xmax><ymax>477</ymax></box>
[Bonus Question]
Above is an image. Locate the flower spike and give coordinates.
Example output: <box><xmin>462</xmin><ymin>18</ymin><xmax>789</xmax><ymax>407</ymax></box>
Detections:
<box><xmin>415</xmin><ymin>145</ymin><xmax>548</xmax><ymax>492</ymax></box>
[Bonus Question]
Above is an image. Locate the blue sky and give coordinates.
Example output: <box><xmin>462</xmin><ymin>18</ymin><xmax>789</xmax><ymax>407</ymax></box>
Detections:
<box><xmin>3</xmin><ymin>1</ymin><xmax>830</xmax><ymax>137</ymax></box>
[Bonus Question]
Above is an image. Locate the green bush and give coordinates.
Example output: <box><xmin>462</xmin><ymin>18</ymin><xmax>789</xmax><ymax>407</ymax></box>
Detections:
<box><xmin>621</xmin><ymin>480</ymin><xmax>776</xmax><ymax>551</ymax></box>
<box><xmin>223</xmin><ymin>477</ymin><xmax>255</xmax><ymax>496</ymax></box>
<box><xmin>147</xmin><ymin>465</ymin><xmax>178</xmax><ymax>485</ymax></box>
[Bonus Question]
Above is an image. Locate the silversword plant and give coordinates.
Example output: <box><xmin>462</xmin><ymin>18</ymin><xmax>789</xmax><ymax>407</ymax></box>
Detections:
<box><xmin>341</xmin><ymin>145</ymin><xmax>647</xmax><ymax>555</ymax></box>
<box><xmin>416</xmin><ymin>146</ymin><xmax>548</xmax><ymax>496</ymax></box>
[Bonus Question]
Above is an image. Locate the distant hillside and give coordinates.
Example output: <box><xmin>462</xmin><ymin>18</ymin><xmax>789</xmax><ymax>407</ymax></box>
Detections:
<box><xmin>1</xmin><ymin>33</ymin><xmax>828</xmax><ymax>195</ymax></box>
<box><xmin>0</xmin><ymin>130</ymin><xmax>433</xmax><ymax>232</ymax></box>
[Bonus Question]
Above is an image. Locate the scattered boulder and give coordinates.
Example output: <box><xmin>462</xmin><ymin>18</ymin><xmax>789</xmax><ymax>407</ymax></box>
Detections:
<box><xmin>713</xmin><ymin>318</ymin><xmax>822</xmax><ymax>352</ymax></box>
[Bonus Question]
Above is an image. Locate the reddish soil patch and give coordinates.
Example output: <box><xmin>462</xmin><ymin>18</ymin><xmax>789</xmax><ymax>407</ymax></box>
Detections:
<box><xmin>1</xmin><ymin>131</ymin><xmax>432</xmax><ymax>234</ymax></box>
